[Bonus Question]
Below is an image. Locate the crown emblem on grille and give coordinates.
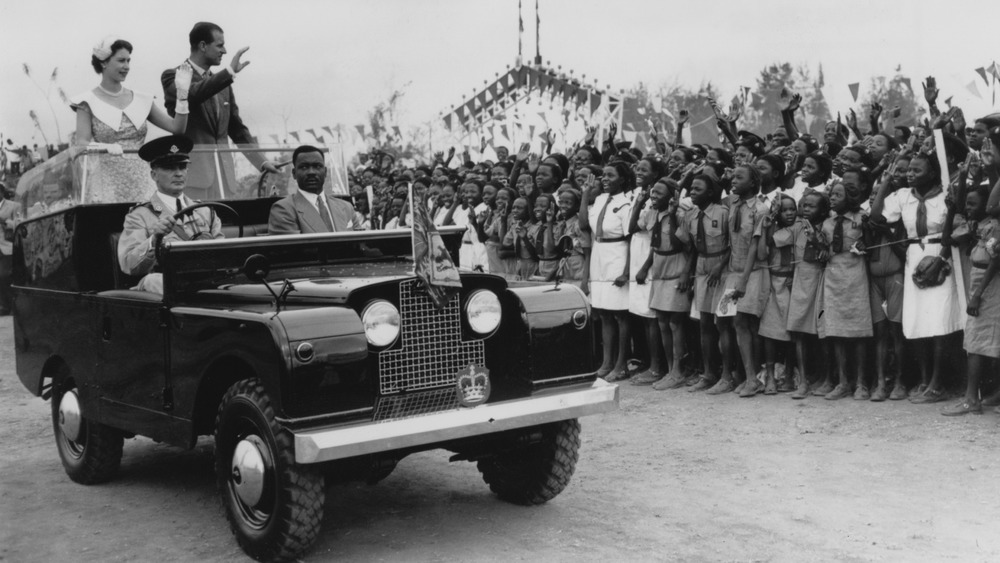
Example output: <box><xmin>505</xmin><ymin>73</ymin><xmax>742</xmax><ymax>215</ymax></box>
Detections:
<box><xmin>456</xmin><ymin>365</ymin><xmax>491</xmax><ymax>407</ymax></box>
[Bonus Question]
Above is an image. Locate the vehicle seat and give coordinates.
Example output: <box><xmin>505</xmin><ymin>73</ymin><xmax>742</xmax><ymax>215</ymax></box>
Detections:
<box><xmin>109</xmin><ymin>232</ymin><xmax>143</xmax><ymax>290</ymax></box>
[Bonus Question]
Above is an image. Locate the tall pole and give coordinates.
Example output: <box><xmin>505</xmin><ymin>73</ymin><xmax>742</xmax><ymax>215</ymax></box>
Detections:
<box><xmin>534</xmin><ymin>0</ymin><xmax>541</xmax><ymax>65</ymax></box>
<box><xmin>517</xmin><ymin>0</ymin><xmax>523</xmax><ymax>63</ymax></box>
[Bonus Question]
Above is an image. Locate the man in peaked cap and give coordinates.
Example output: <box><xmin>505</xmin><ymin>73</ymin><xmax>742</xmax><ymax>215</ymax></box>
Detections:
<box><xmin>117</xmin><ymin>134</ymin><xmax>223</xmax><ymax>294</ymax></box>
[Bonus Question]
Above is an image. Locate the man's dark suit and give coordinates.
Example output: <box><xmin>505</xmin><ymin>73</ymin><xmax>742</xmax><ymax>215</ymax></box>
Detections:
<box><xmin>162</xmin><ymin>64</ymin><xmax>265</xmax><ymax>200</ymax></box>
<box><xmin>268</xmin><ymin>191</ymin><xmax>355</xmax><ymax>235</ymax></box>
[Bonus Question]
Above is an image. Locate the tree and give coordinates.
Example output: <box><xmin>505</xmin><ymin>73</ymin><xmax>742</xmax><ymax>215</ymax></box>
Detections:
<box><xmin>860</xmin><ymin>68</ymin><xmax>925</xmax><ymax>134</ymax></box>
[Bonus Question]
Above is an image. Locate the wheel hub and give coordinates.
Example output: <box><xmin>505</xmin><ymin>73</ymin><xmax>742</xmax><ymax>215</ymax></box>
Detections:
<box><xmin>58</xmin><ymin>390</ymin><xmax>82</xmax><ymax>442</ymax></box>
<box><xmin>231</xmin><ymin>435</ymin><xmax>267</xmax><ymax>507</ymax></box>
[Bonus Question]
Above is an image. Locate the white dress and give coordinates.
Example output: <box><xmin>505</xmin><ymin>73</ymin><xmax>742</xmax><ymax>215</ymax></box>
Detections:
<box><xmin>589</xmin><ymin>191</ymin><xmax>632</xmax><ymax>310</ymax></box>
<box><xmin>71</xmin><ymin>90</ymin><xmax>156</xmax><ymax>203</ymax></box>
<box><xmin>880</xmin><ymin>187</ymin><xmax>966</xmax><ymax>338</ymax></box>
<box><xmin>454</xmin><ymin>202</ymin><xmax>489</xmax><ymax>272</ymax></box>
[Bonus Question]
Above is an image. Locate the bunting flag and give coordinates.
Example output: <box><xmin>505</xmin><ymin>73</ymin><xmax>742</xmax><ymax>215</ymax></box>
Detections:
<box><xmin>944</xmin><ymin>96</ymin><xmax>953</xmax><ymax>108</ymax></box>
<box><xmin>848</xmin><ymin>82</ymin><xmax>860</xmax><ymax>102</ymax></box>
<box><xmin>315</xmin><ymin>135</ymin><xmax>325</xmax><ymax>144</ymax></box>
<box><xmin>392</xmin><ymin>125</ymin><xmax>402</xmax><ymax>139</ymax></box>
<box><xmin>989</xmin><ymin>62</ymin><xmax>999</xmax><ymax>79</ymax></box>
<box><xmin>443</xmin><ymin>114</ymin><xmax>453</xmax><ymax>130</ymax></box>
<box><xmin>967</xmin><ymin>81</ymin><xmax>983</xmax><ymax>99</ymax></box>
<box><xmin>411</xmin><ymin>187</ymin><xmax>461</xmax><ymax>310</ymax></box>
<box><xmin>455</xmin><ymin>106</ymin><xmax>466</xmax><ymax>125</ymax></box>
<box><xmin>529</xmin><ymin>124</ymin><xmax>536</xmax><ymax>140</ymax></box>
<box><xmin>900</xmin><ymin>77</ymin><xmax>913</xmax><ymax>94</ymax></box>
<box><xmin>500</xmin><ymin>124</ymin><xmax>510</xmax><ymax>141</ymax></box>
<box><xmin>306</xmin><ymin>128</ymin><xmax>318</xmax><ymax>141</ymax></box>
<box><xmin>537</xmin><ymin>71</ymin><xmax>550</xmax><ymax>93</ymax></box>
<box><xmin>976</xmin><ymin>67</ymin><xmax>990</xmax><ymax>86</ymax></box>
<box><xmin>589</xmin><ymin>93</ymin><xmax>601</xmax><ymax>115</ymax></box>
<box><xmin>289</xmin><ymin>131</ymin><xmax>300</xmax><ymax>142</ymax></box>
<box><xmin>321</xmin><ymin>125</ymin><xmax>334</xmax><ymax>138</ymax></box>
<box><xmin>269</xmin><ymin>134</ymin><xmax>280</xmax><ymax>144</ymax></box>
<box><xmin>537</xmin><ymin>110</ymin><xmax>548</xmax><ymax>125</ymax></box>
<box><xmin>354</xmin><ymin>124</ymin><xmax>366</xmax><ymax>138</ymax></box>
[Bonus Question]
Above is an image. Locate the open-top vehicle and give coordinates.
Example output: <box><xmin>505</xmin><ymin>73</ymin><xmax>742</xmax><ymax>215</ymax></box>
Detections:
<box><xmin>12</xmin><ymin>195</ymin><xmax>618</xmax><ymax>562</ymax></box>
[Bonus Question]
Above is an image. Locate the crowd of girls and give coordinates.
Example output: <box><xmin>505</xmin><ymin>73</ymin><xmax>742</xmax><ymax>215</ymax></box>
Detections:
<box><xmin>347</xmin><ymin>77</ymin><xmax>1000</xmax><ymax>416</ymax></box>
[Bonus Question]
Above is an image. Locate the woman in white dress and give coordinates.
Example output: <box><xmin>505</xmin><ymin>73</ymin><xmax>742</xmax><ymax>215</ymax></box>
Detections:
<box><xmin>871</xmin><ymin>151</ymin><xmax>965</xmax><ymax>403</ymax></box>
<box><xmin>72</xmin><ymin>36</ymin><xmax>191</xmax><ymax>203</ymax></box>
<box><xmin>580</xmin><ymin>161</ymin><xmax>634</xmax><ymax>381</ymax></box>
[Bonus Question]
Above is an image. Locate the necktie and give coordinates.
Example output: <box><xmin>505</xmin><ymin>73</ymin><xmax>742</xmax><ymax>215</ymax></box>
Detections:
<box><xmin>913</xmin><ymin>186</ymin><xmax>941</xmax><ymax>238</ymax></box>
<box><xmin>832</xmin><ymin>216</ymin><xmax>845</xmax><ymax>253</ymax></box>
<box><xmin>696</xmin><ymin>210</ymin><xmax>707</xmax><ymax>254</ymax></box>
<box><xmin>595</xmin><ymin>195</ymin><xmax>611</xmax><ymax>240</ymax></box>
<box><xmin>317</xmin><ymin>195</ymin><xmax>336</xmax><ymax>232</ymax></box>
<box><xmin>536</xmin><ymin>224</ymin><xmax>546</xmax><ymax>251</ymax></box>
<box><xmin>205</xmin><ymin>69</ymin><xmax>221</xmax><ymax>116</ymax></box>
<box><xmin>732</xmin><ymin>199</ymin><xmax>744</xmax><ymax>233</ymax></box>
<box><xmin>651</xmin><ymin>214</ymin><xmax>664</xmax><ymax>249</ymax></box>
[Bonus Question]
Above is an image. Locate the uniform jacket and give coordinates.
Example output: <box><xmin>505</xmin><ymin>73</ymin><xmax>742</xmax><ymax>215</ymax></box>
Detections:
<box><xmin>118</xmin><ymin>192</ymin><xmax>223</xmax><ymax>276</ymax></box>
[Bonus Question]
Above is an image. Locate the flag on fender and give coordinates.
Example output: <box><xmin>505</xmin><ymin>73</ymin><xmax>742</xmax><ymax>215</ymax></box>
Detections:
<box><xmin>411</xmin><ymin>188</ymin><xmax>461</xmax><ymax>309</ymax></box>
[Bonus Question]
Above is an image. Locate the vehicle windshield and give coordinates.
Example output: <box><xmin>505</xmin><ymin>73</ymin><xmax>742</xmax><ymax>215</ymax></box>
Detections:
<box><xmin>14</xmin><ymin>143</ymin><xmax>350</xmax><ymax>217</ymax></box>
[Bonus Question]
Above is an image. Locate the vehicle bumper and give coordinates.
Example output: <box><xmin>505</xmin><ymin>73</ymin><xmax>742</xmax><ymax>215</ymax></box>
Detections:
<box><xmin>293</xmin><ymin>379</ymin><xmax>619</xmax><ymax>464</ymax></box>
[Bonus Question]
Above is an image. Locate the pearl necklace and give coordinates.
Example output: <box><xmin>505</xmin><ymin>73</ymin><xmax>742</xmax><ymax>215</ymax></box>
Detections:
<box><xmin>97</xmin><ymin>83</ymin><xmax>124</xmax><ymax>97</ymax></box>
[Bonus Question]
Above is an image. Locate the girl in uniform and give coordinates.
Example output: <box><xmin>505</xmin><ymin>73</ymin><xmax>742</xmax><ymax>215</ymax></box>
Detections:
<box><xmin>757</xmin><ymin>194</ymin><xmax>798</xmax><ymax>394</ymax></box>
<box><xmin>787</xmin><ymin>191</ymin><xmax>831</xmax><ymax>399</ymax></box>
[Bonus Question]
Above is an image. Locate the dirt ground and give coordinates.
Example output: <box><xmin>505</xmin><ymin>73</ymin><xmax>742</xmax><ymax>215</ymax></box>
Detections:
<box><xmin>2</xmin><ymin>314</ymin><xmax>999</xmax><ymax>563</ymax></box>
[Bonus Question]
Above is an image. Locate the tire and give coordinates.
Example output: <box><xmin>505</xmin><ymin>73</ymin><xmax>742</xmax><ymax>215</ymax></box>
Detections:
<box><xmin>477</xmin><ymin>419</ymin><xmax>581</xmax><ymax>505</ymax></box>
<box><xmin>51</xmin><ymin>376</ymin><xmax>123</xmax><ymax>485</ymax></box>
<box><xmin>214</xmin><ymin>379</ymin><xmax>325</xmax><ymax>563</ymax></box>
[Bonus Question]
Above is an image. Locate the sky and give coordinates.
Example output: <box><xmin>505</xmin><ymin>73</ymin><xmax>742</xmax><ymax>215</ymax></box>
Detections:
<box><xmin>2</xmin><ymin>0</ymin><xmax>999</xmax><ymax>151</ymax></box>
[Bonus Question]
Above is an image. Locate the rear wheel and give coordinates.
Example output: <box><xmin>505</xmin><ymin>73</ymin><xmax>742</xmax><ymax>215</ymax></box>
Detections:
<box><xmin>477</xmin><ymin>419</ymin><xmax>581</xmax><ymax>505</ymax></box>
<box><xmin>214</xmin><ymin>379</ymin><xmax>325</xmax><ymax>562</ymax></box>
<box><xmin>51</xmin><ymin>377</ymin><xmax>123</xmax><ymax>484</ymax></box>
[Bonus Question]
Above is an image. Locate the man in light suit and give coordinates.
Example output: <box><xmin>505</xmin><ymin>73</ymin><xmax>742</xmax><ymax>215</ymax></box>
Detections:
<box><xmin>161</xmin><ymin>22</ymin><xmax>278</xmax><ymax>201</ymax></box>
<box><xmin>0</xmin><ymin>182</ymin><xmax>21</xmax><ymax>314</ymax></box>
<box><xmin>118</xmin><ymin>135</ymin><xmax>223</xmax><ymax>294</ymax></box>
<box><xmin>268</xmin><ymin>146</ymin><xmax>354</xmax><ymax>235</ymax></box>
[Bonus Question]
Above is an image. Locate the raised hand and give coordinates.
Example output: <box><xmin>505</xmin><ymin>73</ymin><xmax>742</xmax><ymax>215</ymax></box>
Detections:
<box><xmin>922</xmin><ymin>76</ymin><xmax>939</xmax><ymax>106</ymax></box>
<box><xmin>846</xmin><ymin>108</ymin><xmax>859</xmax><ymax>130</ymax></box>
<box><xmin>678</xmin><ymin>109</ymin><xmax>690</xmax><ymax>126</ymax></box>
<box><xmin>447</xmin><ymin>146</ymin><xmax>456</xmax><ymax>159</ymax></box>
<box><xmin>516</xmin><ymin>142</ymin><xmax>530</xmax><ymax>162</ymax></box>
<box><xmin>480</xmin><ymin>137</ymin><xmax>488</xmax><ymax>153</ymax></box>
<box><xmin>777</xmin><ymin>88</ymin><xmax>794</xmax><ymax>112</ymax></box>
<box><xmin>982</xmin><ymin>138</ymin><xmax>994</xmax><ymax>167</ymax></box>
<box><xmin>433</xmin><ymin>151</ymin><xmax>444</xmax><ymax>163</ymax></box>
<box><xmin>229</xmin><ymin>46</ymin><xmax>251</xmax><ymax>74</ymax></box>
<box><xmin>869</xmin><ymin>101</ymin><xmax>883</xmax><ymax>122</ymax></box>
<box><xmin>584</xmin><ymin>125</ymin><xmax>597</xmax><ymax>145</ymax></box>
<box><xmin>605</xmin><ymin>122</ymin><xmax>618</xmax><ymax>144</ymax></box>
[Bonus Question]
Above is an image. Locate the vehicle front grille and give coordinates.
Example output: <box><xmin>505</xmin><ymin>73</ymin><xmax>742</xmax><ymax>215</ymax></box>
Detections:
<box><xmin>372</xmin><ymin>387</ymin><xmax>460</xmax><ymax>422</ymax></box>
<box><xmin>377</xmin><ymin>279</ymin><xmax>484</xmax><ymax>394</ymax></box>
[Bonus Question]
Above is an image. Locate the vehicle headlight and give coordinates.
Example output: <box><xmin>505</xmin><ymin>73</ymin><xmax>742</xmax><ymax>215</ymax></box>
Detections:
<box><xmin>362</xmin><ymin>300</ymin><xmax>400</xmax><ymax>347</ymax></box>
<box><xmin>465</xmin><ymin>290</ymin><xmax>502</xmax><ymax>336</ymax></box>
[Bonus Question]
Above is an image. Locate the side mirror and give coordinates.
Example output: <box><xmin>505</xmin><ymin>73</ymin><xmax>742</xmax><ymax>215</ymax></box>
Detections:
<box><xmin>244</xmin><ymin>254</ymin><xmax>270</xmax><ymax>283</ymax></box>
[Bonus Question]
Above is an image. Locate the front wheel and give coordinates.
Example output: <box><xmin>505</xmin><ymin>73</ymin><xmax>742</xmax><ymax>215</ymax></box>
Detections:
<box><xmin>477</xmin><ymin>419</ymin><xmax>581</xmax><ymax>505</ymax></box>
<box><xmin>215</xmin><ymin>379</ymin><xmax>325</xmax><ymax>563</ymax></box>
<box><xmin>51</xmin><ymin>377</ymin><xmax>123</xmax><ymax>484</ymax></box>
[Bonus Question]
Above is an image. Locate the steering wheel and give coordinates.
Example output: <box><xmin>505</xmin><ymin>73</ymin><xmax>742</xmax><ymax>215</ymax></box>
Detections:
<box><xmin>154</xmin><ymin>201</ymin><xmax>243</xmax><ymax>261</ymax></box>
<box><xmin>173</xmin><ymin>201</ymin><xmax>243</xmax><ymax>239</ymax></box>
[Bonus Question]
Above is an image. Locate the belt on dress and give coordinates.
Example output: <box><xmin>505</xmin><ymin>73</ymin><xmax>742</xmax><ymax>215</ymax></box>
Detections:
<box><xmin>463</xmin><ymin>240</ymin><xmax>473</xmax><ymax>245</ymax></box>
<box><xmin>769</xmin><ymin>270</ymin><xmax>794</xmax><ymax>278</ymax></box>
<box><xmin>972</xmin><ymin>262</ymin><xmax>990</xmax><ymax>269</ymax></box>
<box><xmin>696</xmin><ymin>248</ymin><xmax>727</xmax><ymax>258</ymax></box>
<box><xmin>595</xmin><ymin>236</ymin><xmax>628</xmax><ymax>243</ymax></box>
<box><xmin>907</xmin><ymin>237</ymin><xmax>941</xmax><ymax>245</ymax></box>
<box><xmin>653</xmin><ymin>248</ymin><xmax>684</xmax><ymax>256</ymax></box>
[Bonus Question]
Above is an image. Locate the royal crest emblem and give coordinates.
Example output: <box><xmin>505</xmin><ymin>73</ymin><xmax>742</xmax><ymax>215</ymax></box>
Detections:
<box><xmin>455</xmin><ymin>365</ymin><xmax>491</xmax><ymax>407</ymax></box>
<box><xmin>169</xmin><ymin>145</ymin><xmax>179</xmax><ymax>154</ymax></box>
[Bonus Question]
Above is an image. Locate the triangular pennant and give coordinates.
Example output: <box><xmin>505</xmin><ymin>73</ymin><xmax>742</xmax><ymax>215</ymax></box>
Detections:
<box><xmin>537</xmin><ymin>72</ymin><xmax>551</xmax><ymax>93</ymax></box>
<box><xmin>528</xmin><ymin>124</ymin><xmax>536</xmax><ymax>139</ymax></box>
<box><xmin>392</xmin><ymin>126</ymin><xmax>402</xmax><ymax>139</ymax></box>
<box><xmin>306</xmin><ymin>128</ymin><xmax>318</xmax><ymax>141</ymax></box>
<box><xmin>589</xmin><ymin>93</ymin><xmax>601</xmax><ymax>115</ymax></box>
<box><xmin>455</xmin><ymin>107</ymin><xmax>466</xmax><ymax>125</ymax></box>
<box><xmin>967</xmin><ymin>81</ymin><xmax>983</xmax><ymax>99</ymax></box>
<box><xmin>975</xmin><ymin>67</ymin><xmax>990</xmax><ymax>87</ymax></box>
<box><xmin>943</xmin><ymin>96</ymin><xmax>953</xmax><ymax>108</ymax></box>
<box><xmin>315</xmin><ymin>135</ymin><xmax>325</xmax><ymax>144</ymax></box>
<box><xmin>848</xmin><ymin>82</ymin><xmax>860</xmax><ymax>102</ymax></box>
<box><xmin>488</xmin><ymin>81</ymin><xmax>499</xmax><ymax>102</ymax></box>
<box><xmin>443</xmin><ymin>114</ymin><xmax>453</xmax><ymax>130</ymax></box>
<box><xmin>537</xmin><ymin>110</ymin><xmax>548</xmax><ymax>125</ymax></box>
<box><xmin>467</xmin><ymin>99</ymin><xmax>478</xmax><ymax>120</ymax></box>
<box><xmin>289</xmin><ymin>131</ymin><xmax>300</xmax><ymax>142</ymax></box>
<box><xmin>478</xmin><ymin>90</ymin><xmax>488</xmax><ymax>108</ymax></box>
<box><xmin>354</xmin><ymin>124</ymin><xmax>365</xmax><ymax>138</ymax></box>
<box><xmin>575</xmin><ymin>89</ymin><xmax>588</xmax><ymax>108</ymax></box>
<box><xmin>900</xmin><ymin>77</ymin><xmax>913</xmax><ymax>94</ymax></box>
<box><xmin>500</xmin><ymin>124</ymin><xmax>510</xmax><ymax>141</ymax></box>
<box><xmin>321</xmin><ymin>126</ymin><xmax>334</xmax><ymax>138</ymax></box>
<box><xmin>988</xmin><ymin>62</ymin><xmax>999</xmax><ymax>79</ymax></box>
<box><xmin>268</xmin><ymin>134</ymin><xmax>279</xmax><ymax>144</ymax></box>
